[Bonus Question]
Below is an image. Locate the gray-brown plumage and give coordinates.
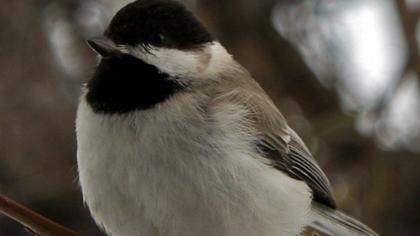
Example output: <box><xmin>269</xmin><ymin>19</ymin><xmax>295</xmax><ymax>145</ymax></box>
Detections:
<box><xmin>77</xmin><ymin>1</ymin><xmax>379</xmax><ymax>235</ymax></box>
<box><xmin>195</xmin><ymin>64</ymin><xmax>336</xmax><ymax>208</ymax></box>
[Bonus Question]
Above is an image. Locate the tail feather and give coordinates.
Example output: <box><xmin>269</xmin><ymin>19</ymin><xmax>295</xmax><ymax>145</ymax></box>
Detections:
<box><xmin>303</xmin><ymin>202</ymin><xmax>379</xmax><ymax>236</ymax></box>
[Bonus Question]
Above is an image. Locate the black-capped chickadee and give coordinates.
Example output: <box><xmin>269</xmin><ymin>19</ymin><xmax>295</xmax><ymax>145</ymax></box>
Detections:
<box><xmin>76</xmin><ymin>0</ymin><xmax>379</xmax><ymax>235</ymax></box>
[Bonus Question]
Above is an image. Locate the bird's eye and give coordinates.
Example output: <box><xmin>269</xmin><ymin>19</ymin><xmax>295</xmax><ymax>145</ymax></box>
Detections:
<box><xmin>154</xmin><ymin>33</ymin><xmax>166</xmax><ymax>45</ymax></box>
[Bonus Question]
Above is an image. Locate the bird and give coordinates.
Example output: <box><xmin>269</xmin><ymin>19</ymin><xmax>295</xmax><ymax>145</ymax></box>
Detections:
<box><xmin>76</xmin><ymin>0</ymin><xmax>379</xmax><ymax>235</ymax></box>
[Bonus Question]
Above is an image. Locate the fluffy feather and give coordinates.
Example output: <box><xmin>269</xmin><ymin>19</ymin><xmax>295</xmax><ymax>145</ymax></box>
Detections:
<box><xmin>78</xmin><ymin>1</ymin><xmax>378</xmax><ymax>235</ymax></box>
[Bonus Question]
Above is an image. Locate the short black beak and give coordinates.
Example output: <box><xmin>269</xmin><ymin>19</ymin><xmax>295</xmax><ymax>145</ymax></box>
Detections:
<box><xmin>87</xmin><ymin>36</ymin><xmax>122</xmax><ymax>58</ymax></box>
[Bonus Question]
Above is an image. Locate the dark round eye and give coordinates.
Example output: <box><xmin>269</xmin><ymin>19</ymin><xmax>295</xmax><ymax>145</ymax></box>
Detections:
<box><xmin>154</xmin><ymin>33</ymin><xmax>165</xmax><ymax>45</ymax></box>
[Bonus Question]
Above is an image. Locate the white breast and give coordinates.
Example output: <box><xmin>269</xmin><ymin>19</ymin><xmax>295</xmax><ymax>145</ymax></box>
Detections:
<box><xmin>76</xmin><ymin>95</ymin><xmax>312</xmax><ymax>236</ymax></box>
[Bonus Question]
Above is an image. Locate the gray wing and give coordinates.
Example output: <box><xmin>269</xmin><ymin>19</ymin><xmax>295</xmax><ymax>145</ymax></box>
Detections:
<box><xmin>257</xmin><ymin>128</ymin><xmax>337</xmax><ymax>209</ymax></box>
<box><xmin>303</xmin><ymin>202</ymin><xmax>379</xmax><ymax>236</ymax></box>
<box><xmin>211</xmin><ymin>68</ymin><xmax>376</xmax><ymax>234</ymax></box>
<box><xmin>212</xmin><ymin>71</ymin><xmax>336</xmax><ymax>208</ymax></box>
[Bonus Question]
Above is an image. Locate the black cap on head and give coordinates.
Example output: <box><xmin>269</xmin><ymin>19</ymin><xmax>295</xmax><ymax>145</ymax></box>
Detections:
<box><xmin>105</xmin><ymin>0</ymin><xmax>213</xmax><ymax>49</ymax></box>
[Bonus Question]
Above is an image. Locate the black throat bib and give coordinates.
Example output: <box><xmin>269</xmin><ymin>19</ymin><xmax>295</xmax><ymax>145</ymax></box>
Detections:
<box><xmin>86</xmin><ymin>54</ymin><xmax>184</xmax><ymax>114</ymax></box>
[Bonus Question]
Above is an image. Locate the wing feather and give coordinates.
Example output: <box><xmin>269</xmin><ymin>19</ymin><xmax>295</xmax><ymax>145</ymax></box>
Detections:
<box><xmin>211</xmin><ymin>70</ymin><xmax>336</xmax><ymax>208</ymax></box>
<box><xmin>303</xmin><ymin>202</ymin><xmax>379</xmax><ymax>236</ymax></box>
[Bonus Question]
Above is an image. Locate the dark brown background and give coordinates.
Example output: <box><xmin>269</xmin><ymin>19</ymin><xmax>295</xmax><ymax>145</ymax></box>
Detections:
<box><xmin>0</xmin><ymin>0</ymin><xmax>419</xmax><ymax>235</ymax></box>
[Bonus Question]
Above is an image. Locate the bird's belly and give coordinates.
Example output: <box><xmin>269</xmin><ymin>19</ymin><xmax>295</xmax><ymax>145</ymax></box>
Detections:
<box><xmin>76</xmin><ymin>101</ymin><xmax>312</xmax><ymax>236</ymax></box>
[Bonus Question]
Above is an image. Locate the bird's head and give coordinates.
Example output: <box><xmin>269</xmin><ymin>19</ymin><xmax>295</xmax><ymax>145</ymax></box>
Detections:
<box><xmin>85</xmin><ymin>0</ymin><xmax>235</xmax><ymax>114</ymax></box>
<box><xmin>87</xmin><ymin>0</ymin><xmax>228</xmax><ymax>79</ymax></box>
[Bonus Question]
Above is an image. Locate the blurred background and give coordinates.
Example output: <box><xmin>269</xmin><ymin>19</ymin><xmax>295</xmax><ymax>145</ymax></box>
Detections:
<box><xmin>0</xmin><ymin>0</ymin><xmax>419</xmax><ymax>235</ymax></box>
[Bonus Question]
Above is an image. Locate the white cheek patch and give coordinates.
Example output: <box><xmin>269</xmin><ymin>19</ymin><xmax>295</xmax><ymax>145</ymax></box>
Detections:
<box><xmin>117</xmin><ymin>42</ymin><xmax>235</xmax><ymax>80</ymax></box>
<box><xmin>202</xmin><ymin>42</ymin><xmax>236</xmax><ymax>78</ymax></box>
<box><xmin>129</xmin><ymin>45</ymin><xmax>211</xmax><ymax>78</ymax></box>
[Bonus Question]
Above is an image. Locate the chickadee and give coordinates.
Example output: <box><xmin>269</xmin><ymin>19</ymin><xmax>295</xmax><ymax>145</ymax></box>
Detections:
<box><xmin>77</xmin><ymin>0</ymin><xmax>379</xmax><ymax>235</ymax></box>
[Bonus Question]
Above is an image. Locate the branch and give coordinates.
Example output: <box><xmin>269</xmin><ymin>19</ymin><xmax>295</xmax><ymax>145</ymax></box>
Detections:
<box><xmin>0</xmin><ymin>194</ymin><xmax>80</xmax><ymax>236</ymax></box>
